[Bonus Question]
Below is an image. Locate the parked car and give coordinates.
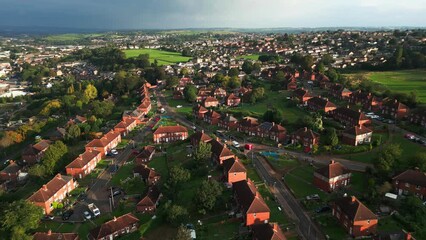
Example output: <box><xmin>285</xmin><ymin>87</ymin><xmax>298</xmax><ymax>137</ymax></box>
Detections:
<box><xmin>232</xmin><ymin>141</ymin><xmax>240</xmax><ymax>148</ymax></box>
<box><xmin>83</xmin><ymin>211</ymin><xmax>92</xmax><ymax>220</ymax></box>
<box><xmin>109</xmin><ymin>189</ymin><xmax>122</xmax><ymax>198</ymax></box>
<box><xmin>42</xmin><ymin>215</ymin><xmax>55</xmax><ymax>221</ymax></box>
<box><xmin>316</xmin><ymin>206</ymin><xmax>331</xmax><ymax>213</ymax></box>
<box><xmin>62</xmin><ymin>209</ymin><xmax>74</xmax><ymax>220</ymax></box>
<box><xmin>306</xmin><ymin>194</ymin><xmax>320</xmax><ymax>201</ymax></box>
<box><xmin>405</xmin><ymin>133</ymin><xmax>415</xmax><ymax>139</ymax></box>
<box><xmin>88</xmin><ymin>203</ymin><xmax>101</xmax><ymax>217</ymax></box>
<box><xmin>176</xmin><ymin>105</ymin><xmax>182</xmax><ymax>108</ymax></box>
<box><xmin>110</xmin><ymin>149</ymin><xmax>118</xmax><ymax>155</ymax></box>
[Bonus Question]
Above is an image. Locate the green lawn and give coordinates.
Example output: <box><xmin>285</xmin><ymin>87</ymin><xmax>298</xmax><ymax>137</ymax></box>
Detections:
<box><xmin>316</xmin><ymin>215</ymin><xmax>349</xmax><ymax>240</ymax></box>
<box><xmin>43</xmin><ymin>33</ymin><xmax>104</xmax><ymax>42</ymax></box>
<box><xmin>123</xmin><ymin>49</ymin><xmax>192</xmax><ymax>66</ymax></box>
<box><xmin>283</xmin><ymin>165</ymin><xmax>327</xmax><ymax>199</ymax></box>
<box><xmin>238</xmin><ymin>54</ymin><xmax>260</xmax><ymax>61</ymax></box>
<box><xmin>166</xmin><ymin>97</ymin><xmax>193</xmax><ymax>114</ymax></box>
<box><xmin>365</xmin><ymin>70</ymin><xmax>426</xmax><ymax>103</ymax></box>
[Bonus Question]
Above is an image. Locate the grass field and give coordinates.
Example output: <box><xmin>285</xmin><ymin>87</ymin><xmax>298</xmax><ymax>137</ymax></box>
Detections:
<box><xmin>238</xmin><ymin>54</ymin><xmax>260</xmax><ymax>61</ymax></box>
<box><xmin>43</xmin><ymin>33</ymin><xmax>104</xmax><ymax>41</ymax></box>
<box><xmin>350</xmin><ymin>70</ymin><xmax>426</xmax><ymax>103</ymax></box>
<box><xmin>123</xmin><ymin>49</ymin><xmax>192</xmax><ymax>66</ymax></box>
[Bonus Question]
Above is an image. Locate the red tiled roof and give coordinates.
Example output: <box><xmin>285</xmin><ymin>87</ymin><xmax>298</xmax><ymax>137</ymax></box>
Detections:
<box><xmin>204</xmin><ymin>96</ymin><xmax>218</xmax><ymax>103</ymax></box>
<box><xmin>193</xmin><ymin>104</ymin><xmax>208</xmax><ymax>113</ymax></box>
<box><xmin>233</xmin><ymin>179</ymin><xmax>270</xmax><ymax>214</ymax></box>
<box><xmin>240</xmin><ymin>117</ymin><xmax>259</xmax><ymax>128</ymax></box>
<box><xmin>136</xmin><ymin>145</ymin><xmax>156</xmax><ymax>160</ymax></box>
<box><xmin>393</xmin><ymin>169</ymin><xmax>426</xmax><ymax>187</ymax></box>
<box><xmin>89</xmin><ymin>213</ymin><xmax>139</xmax><ymax>239</ymax></box>
<box><xmin>153</xmin><ymin>125</ymin><xmax>188</xmax><ymax>135</ymax></box>
<box><xmin>251</xmin><ymin>223</ymin><xmax>287</xmax><ymax>240</ymax></box>
<box><xmin>28</xmin><ymin>174</ymin><xmax>73</xmax><ymax>203</ymax></box>
<box><xmin>210</xmin><ymin>139</ymin><xmax>234</xmax><ymax>158</ymax></box>
<box><xmin>190</xmin><ymin>131</ymin><xmax>212</xmax><ymax>144</ymax></box>
<box><xmin>223</xmin><ymin>158</ymin><xmax>247</xmax><ymax>173</ymax></box>
<box><xmin>292</xmin><ymin>127</ymin><xmax>319</xmax><ymax>140</ymax></box>
<box><xmin>334</xmin><ymin>196</ymin><xmax>377</xmax><ymax>221</ymax></box>
<box><xmin>134</xmin><ymin>165</ymin><xmax>160</xmax><ymax>180</ymax></box>
<box><xmin>66</xmin><ymin>150</ymin><xmax>101</xmax><ymax>169</ymax></box>
<box><xmin>343</xmin><ymin>125</ymin><xmax>373</xmax><ymax>136</ymax></box>
<box><xmin>86</xmin><ymin>130</ymin><xmax>120</xmax><ymax>148</ymax></box>
<box><xmin>137</xmin><ymin>186</ymin><xmax>161</xmax><ymax>208</ymax></box>
<box><xmin>316</xmin><ymin>160</ymin><xmax>350</xmax><ymax>179</ymax></box>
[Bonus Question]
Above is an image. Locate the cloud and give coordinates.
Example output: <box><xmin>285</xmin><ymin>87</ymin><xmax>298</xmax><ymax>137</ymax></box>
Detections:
<box><xmin>0</xmin><ymin>0</ymin><xmax>424</xmax><ymax>29</ymax></box>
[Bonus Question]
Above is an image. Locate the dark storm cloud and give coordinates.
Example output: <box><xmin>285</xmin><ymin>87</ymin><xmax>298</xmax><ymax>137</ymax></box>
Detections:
<box><xmin>0</xmin><ymin>0</ymin><xmax>424</xmax><ymax>29</ymax></box>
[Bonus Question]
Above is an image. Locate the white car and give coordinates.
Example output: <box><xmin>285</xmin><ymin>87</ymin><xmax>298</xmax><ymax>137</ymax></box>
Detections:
<box><xmin>176</xmin><ymin>105</ymin><xmax>182</xmax><ymax>108</ymax></box>
<box><xmin>83</xmin><ymin>211</ymin><xmax>92</xmax><ymax>220</ymax></box>
<box><xmin>110</xmin><ymin>149</ymin><xmax>118</xmax><ymax>155</ymax></box>
<box><xmin>366</xmin><ymin>112</ymin><xmax>375</xmax><ymax>116</ymax></box>
<box><xmin>232</xmin><ymin>141</ymin><xmax>240</xmax><ymax>148</ymax></box>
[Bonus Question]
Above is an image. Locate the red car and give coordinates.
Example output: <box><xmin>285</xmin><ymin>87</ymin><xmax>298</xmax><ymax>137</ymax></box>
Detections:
<box><xmin>245</xmin><ymin>144</ymin><xmax>253</xmax><ymax>150</ymax></box>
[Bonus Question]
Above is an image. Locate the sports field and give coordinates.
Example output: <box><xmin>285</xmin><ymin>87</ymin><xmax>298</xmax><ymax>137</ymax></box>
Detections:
<box><xmin>238</xmin><ymin>54</ymin><xmax>260</xmax><ymax>60</ymax></box>
<box><xmin>123</xmin><ymin>49</ymin><xmax>192</xmax><ymax>66</ymax></box>
<box><xmin>366</xmin><ymin>70</ymin><xmax>426</xmax><ymax>102</ymax></box>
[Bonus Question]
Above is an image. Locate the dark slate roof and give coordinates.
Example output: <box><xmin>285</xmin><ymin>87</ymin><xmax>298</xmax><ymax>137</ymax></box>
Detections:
<box><xmin>393</xmin><ymin>169</ymin><xmax>426</xmax><ymax>187</ymax></box>
<box><xmin>89</xmin><ymin>213</ymin><xmax>139</xmax><ymax>239</ymax></box>
<box><xmin>334</xmin><ymin>196</ymin><xmax>377</xmax><ymax>221</ymax></box>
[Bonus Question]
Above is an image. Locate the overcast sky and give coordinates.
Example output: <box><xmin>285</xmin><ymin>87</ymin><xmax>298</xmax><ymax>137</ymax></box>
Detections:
<box><xmin>1</xmin><ymin>0</ymin><xmax>425</xmax><ymax>29</ymax></box>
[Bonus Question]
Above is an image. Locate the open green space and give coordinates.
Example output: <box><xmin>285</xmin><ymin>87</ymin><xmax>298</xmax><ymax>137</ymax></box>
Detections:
<box><xmin>283</xmin><ymin>164</ymin><xmax>327</xmax><ymax>200</ymax></box>
<box><xmin>347</xmin><ymin>70</ymin><xmax>426</xmax><ymax>103</ymax></box>
<box><xmin>238</xmin><ymin>54</ymin><xmax>260</xmax><ymax>61</ymax></box>
<box><xmin>123</xmin><ymin>49</ymin><xmax>192</xmax><ymax>65</ymax></box>
<box><xmin>316</xmin><ymin>215</ymin><xmax>349</xmax><ymax>240</ymax></box>
<box><xmin>43</xmin><ymin>33</ymin><xmax>104</xmax><ymax>42</ymax></box>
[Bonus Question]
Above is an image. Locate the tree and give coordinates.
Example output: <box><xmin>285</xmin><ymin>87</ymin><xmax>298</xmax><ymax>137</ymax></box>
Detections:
<box><xmin>408</xmin><ymin>152</ymin><xmax>426</xmax><ymax>171</ymax></box>
<box><xmin>322</xmin><ymin>54</ymin><xmax>334</xmax><ymax>65</ymax></box>
<box><xmin>242</xmin><ymin>61</ymin><xmax>254</xmax><ymax>74</ymax></box>
<box><xmin>316</xmin><ymin>62</ymin><xmax>325</xmax><ymax>73</ymax></box>
<box><xmin>65</xmin><ymin>124</ymin><xmax>81</xmax><ymax>142</ymax></box>
<box><xmin>325</xmin><ymin>68</ymin><xmax>339</xmax><ymax>82</ymax></box>
<box><xmin>227</xmin><ymin>76</ymin><xmax>241</xmax><ymax>89</ymax></box>
<box><xmin>174</xmin><ymin>225</ymin><xmax>192</xmax><ymax>240</ymax></box>
<box><xmin>182</xmin><ymin>47</ymin><xmax>192</xmax><ymax>57</ymax></box>
<box><xmin>275</xmin><ymin>71</ymin><xmax>286</xmax><ymax>82</ymax></box>
<box><xmin>249</xmin><ymin>87</ymin><xmax>265</xmax><ymax>104</ymax></box>
<box><xmin>91</xmin><ymin>100</ymin><xmax>115</xmax><ymax>118</ymax></box>
<box><xmin>183</xmin><ymin>85</ymin><xmax>197</xmax><ymax>103</ymax></box>
<box><xmin>181</xmin><ymin>67</ymin><xmax>189</xmax><ymax>77</ymax></box>
<box><xmin>166</xmin><ymin>204</ymin><xmax>188</xmax><ymax>225</ymax></box>
<box><xmin>83</xmin><ymin>84</ymin><xmax>98</xmax><ymax>103</ymax></box>
<box><xmin>40</xmin><ymin>141</ymin><xmax>68</xmax><ymax>175</ymax></box>
<box><xmin>166</xmin><ymin>76</ymin><xmax>179</xmax><ymax>89</ymax></box>
<box><xmin>1</xmin><ymin>200</ymin><xmax>43</xmax><ymax>236</ymax></box>
<box><xmin>322</xmin><ymin>127</ymin><xmax>338</xmax><ymax>147</ymax></box>
<box><xmin>167</xmin><ymin>165</ymin><xmax>191</xmax><ymax>189</ymax></box>
<box><xmin>301</xmin><ymin>55</ymin><xmax>314</xmax><ymax>70</ymax></box>
<box><xmin>228</xmin><ymin>68</ymin><xmax>239</xmax><ymax>77</ymax></box>
<box><xmin>374</xmin><ymin>144</ymin><xmax>402</xmax><ymax>175</ymax></box>
<box><xmin>194</xmin><ymin>141</ymin><xmax>212</xmax><ymax>166</ymax></box>
<box><xmin>194</xmin><ymin>180</ymin><xmax>223</xmax><ymax>214</ymax></box>
<box><xmin>263</xmin><ymin>108</ymin><xmax>283</xmax><ymax>124</ymax></box>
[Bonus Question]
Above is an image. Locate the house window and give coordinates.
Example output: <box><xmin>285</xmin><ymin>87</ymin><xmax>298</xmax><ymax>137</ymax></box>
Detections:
<box><xmin>253</xmin><ymin>213</ymin><xmax>256</xmax><ymax>217</ymax></box>
<box><xmin>405</xmin><ymin>183</ymin><xmax>410</xmax><ymax>187</ymax></box>
<box><xmin>367</xmin><ymin>220</ymin><xmax>370</xmax><ymax>224</ymax></box>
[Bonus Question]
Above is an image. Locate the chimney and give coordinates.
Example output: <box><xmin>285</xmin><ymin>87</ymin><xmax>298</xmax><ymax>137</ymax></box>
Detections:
<box><xmin>216</xmin><ymin>137</ymin><xmax>219</xmax><ymax>141</ymax></box>
<box><xmin>47</xmin><ymin>229</ymin><xmax>52</xmax><ymax>236</ymax></box>
<box><xmin>42</xmin><ymin>184</ymin><xmax>48</xmax><ymax>191</ymax></box>
<box><xmin>358</xmin><ymin>109</ymin><xmax>361</xmax><ymax>113</ymax></box>
<box><xmin>304</xmin><ymin>127</ymin><xmax>307</xmax><ymax>132</ymax></box>
<box><xmin>272</xmin><ymin>122</ymin><xmax>275</xmax><ymax>126</ymax></box>
<box><xmin>347</xmin><ymin>105</ymin><xmax>350</xmax><ymax>108</ymax></box>
<box><xmin>56</xmin><ymin>173</ymin><xmax>62</xmax><ymax>179</ymax></box>
<box><xmin>201</xmin><ymin>129</ymin><xmax>204</xmax><ymax>134</ymax></box>
<box><xmin>79</xmin><ymin>154</ymin><xmax>83</xmax><ymax>160</ymax></box>
<box><xmin>235</xmin><ymin>156</ymin><xmax>239</xmax><ymax>161</ymax></box>
<box><xmin>255</xmin><ymin>191</ymin><xmax>260</xmax><ymax>198</ymax></box>
<box><xmin>351</xmin><ymin>196</ymin><xmax>356</xmax><ymax>202</ymax></box>
<box><xmin>394</xmin><ymin>99</ymin><xmax>398</xmax><ymax>103</ymax></box>
<box><xmin>113</xmin><ymin>216</ymin><xmax>117</xmax><ymax>222</ymax></box>
<box><xmin>273</xmin><ymin>223</ymin><xmax>279</xmax><ymax>232</ymax></box>
<box><xmin>330</xmin><ymin>160</ymin><xmax>335</xmax><ymax>164</ymax></box>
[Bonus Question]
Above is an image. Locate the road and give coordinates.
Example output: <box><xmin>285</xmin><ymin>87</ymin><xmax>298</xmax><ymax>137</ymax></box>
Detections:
<box><xmin>252</xmin><ymin>154</ymin><xmax>325</xmax><ymax>240</ymax></box>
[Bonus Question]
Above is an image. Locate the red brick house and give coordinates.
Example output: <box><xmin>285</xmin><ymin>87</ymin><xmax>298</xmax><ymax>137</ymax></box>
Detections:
<box><xmin>291</xmin><ymin>127</ymin><xmax>320</xmax><ymax>153</ymax></box>
<box><xmin>28</xmin><ymin>174</ymin><xmax>77</xmax><ymax>214</ymax></box>
<box><xmin>341</xmin><ymin>125</ymin><xmax>373</xmax><ymax>146</ymax></box>
<box><xmin>89</xmin><ymin>213</ymin><xmax>140</xmax><ymax>240</ymax></box>
<box><xmin>293</xmin><ymin>88</ymin><xmax>314</xmax><ymax>105</ymax></box>
<box><xmin>314</xmin><ymin>160</ymin><xmax>351</xmax><ymax>192</ymax></box>
<box><xmin>193</xmin><ymin>104</ymin><xmax>208</xmax><ymax>119</ymax></box>
<box><xmin>330</xmin><ymin>107</ymin><xmax>370</xmax><ymax>127</ymax></box>
<box><xmin>203</xmin><ymin>96</ymin><xmax>219</xmax><ymax>108</ymax></box>
<box><xmin>238</xmin><ymin>117</ymin><xmax>259</xmax><ymax>136</ymax></box>
<box><xmin>153</xmin><ymin>125</ymin><xmax>188</xmax><ymax>143</ymax></box>
<box><xmin>66</xmin><ymin>115</ymin><xmax>87</xmax><ymax>126</ymax></box>
<box><xmin>251</xmin><ymin>223</ymin><xmax>286</xmax><ymax>240</ymax></box>
<box><xmin>225</xmin><ymin>93</ymin><xmax>241</xmax><ymax>107</ymax></box>
<box><xmin>66</xmin><ymin>150</ymin><xmax>102</xmax><ymax>179</ymax></box>
<box><xmin>85</xmin><ymin>130</ymin><xmax>122</xmax><ymax>157</ymax></box>
<box><xmin>204</xmin><ymin>109</ymin><xmax>221</xmax><ymax>125</ymax></box>
<box><xmin>330</xmin><ymin>83</ymin><xmax>352</xmax><ymax>100</ymax></box>
<box><xmin>348</xmin><ymin>90</ymin><xmax>373</xmax><ymax>106</ymax></box>
<box><xmin>135</xmin><ymin>145</ymin><xmax>156</xmax><ymax>165</ymax></box>
<box><xmin>137</xmin><ymin>98</ymin><xmax>152</xmax><ymax>115</ymax></box>
<box><xmin>233</xmin><ymin>179</ymin><xmax>270</xmax><ymax>226</ymax></box>
<box><xmin>33</xmin><ymin>230</ymin><xmax>79</xmax><ymax>240</ymax></box>
<box><xmin>307</xmin><ymin>97</ymin><xmax>337</xmax><ymax>113</ymax></box>
<box><xmin>0</xmin><ymin>160</ymin><xmax>22</xmax><ymax>182</ymax></box>
<box><xmin>114</xmin><ymin>118</ymin><xmax>137</xmax><ymax>137</ymax></box>
<box><xmin>22</xmin><ymin>140</ymin><xmax>52</xmax><ymax>165</ymax></box>
<box><xmin>269</xmin><ymin>123</ymin><xmax>287</xmax><ymax>143</ymax></box>
<box><xmin>210</xmin><ymin>139</ymin><xmax>235</xmax><ymax>165</ymax></box>
<box><xmin>219</xmin><ymin>114</ymin><xmax>239</xmax><ymax>130</ymax></box>
<box><xmin>190</xmin><ymin>130</ymin><xmax>212</xmax><ymax>147</ymax></box>
<box><xmin>133</xmin><ymin>165</ymin><xmax>160</xmax><ymax>185</ymax></box>
<box><xmin>408</xmin><ymin>108</ymin><xmax>426</xmax><ymax>128</ymax></box>
<box><xmin>223</xmin><ymin>157</ymin><xmax>247</xmax><ymax>185</ymax></box>
<box><xmin>381</xmin><ymin>99</ymin><xmax>409</xmax><ymax>119</ymax></box>
<box><xmin>214</xmin><ymin>88</ymin><xmax>227</xmax><ymax>98</ymax></box>
<box><xmin>332</xmin><ymin>196</ymin><xmax>378</xmax><ymax>238</ymax></box>
<box><xmin>136</xmin><ymin>186</ymin><xmax>162</xmax><ymax>213</ymax></box>
<box><xmin>393</xmin><ymin>169</ymin><xmax>426</xmax><ymax>200</ymax></box>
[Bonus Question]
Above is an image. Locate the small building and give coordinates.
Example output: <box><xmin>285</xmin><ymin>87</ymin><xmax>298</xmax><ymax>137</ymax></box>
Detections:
<box><xmin>33</xmin><ymin>230</ymin><xmax>79</xmax><ymax>240</ymax></box>
<box><xmin>89</xmin><ymin>213</ymin><xmax>140</xmax><ymax>240</ymax></box>
<box><xmin>133</xmin><ymin>165</ymin><xmax>161</xmax><ymax>185</ymax></box>
<box><xmin>135</xmin><ymin>145</ymin><xmax>156</xmax><ymax>165</ymax></box>
<box><xmin>21</xmin><ymin>140</ymin><xmax>52</xmax><ymax>165</ymax></box>
<box><xmin>332</xmin><ymin>196</ymin><xmax>378</xmax><ymax>237</ymax></box>
<box><xmin>291</xmin><ymin>127</ymin><xmax>320</xmax><ymax>153</ymax></box>
<box><xmin>114</xmin><ymin>118</ymin><xmax>138</xmax><ymax>137</ymax></box>
<box><xmin>225</xmin><ymin>93</ymin><xmax>241</xmax><ymax>107</ymax></box>
<box><xmin>330</xmin><ymin>83</ymin><xmax>352</xmax><ymax>100</ymax></box>
<box><xmin>238</xmin><ymin>117</ymin><xmax>259</xmax><ymax>136</ymax></box>
<box><xmin>408</xmin><ymin>108</ymin><xmax>426</xmax><ymax>128</ymax></box>
<box><xmin>293</xmin><ymin>88</ymin><xmax>314</xmax><ymax>105</ymax></box>
<box><xmin>331</xmin><ymin>107</ymin><xmax>370</xmax><ymax>127</ymax></box>
<box><xmin>223</xmin><ymin>157</ymin><xmax>247</xmax><ymax>185</ymax></box>
<box><xmin>153</xmin><ymin>125</ymin><xmax>188</xmax><ymax>143</ymax></box>
<box><xmin>136</xmin><ymin>186</ymin><xmax>162</xmax><ymax>213</ymax></box>
<box><xmin>0</xmin><ymin>160</ymin><xmax>23</xmax><ymax>182</ymax></box>
<box><xmin>204</xmin><ymin>109</ymin><xmax>221</xmax><ymax>125</ymax></box>
<box><xmin>233</xmin><ymin>179</ymin><xmax>270</xmax><ymax>226</ymax></box>
<box><xmin>341</xmin><ymin>125</ymin><xmax>373</xmax><ymax>146</ymax></box>
<box><xmin>313</xmin><ymin>160</ymin><xmax>351</xmax><ymax>192</ymax></box>
<box><xmin>392</xmin><ymin>169</ymin><xmax>426</xmax><ymax>200</ymax></box>
<box><xmin>27</xmin><ymin>174</ymin><xmax>77</xmax><ymax>214</ymax></box>
<box><xmin>203</xmin><ymin>96</ymin><xmax>219</xmax><ymax>108</ymax></box>
<box><xmin>65</xmin><ymin>150</ymin><xmax>102</xmax><ymax>179</ymax></box>
<box><xmin>381</xmin><ymin>99</ymin><xmax>409</xmax><ymax>119</ymax></box>
<box><xmin>193</xmin><ymin>104</ymin><xmax>208</xmax><ymax>119</ymax></box>
<box><xmin>85</xmin><ymin>130</ymin><xmax>122</xmax><ymax>157</ymax></box>
<box><xmin>251</xmin><ymin>223</ymin><xmax>287</xmax><ymax>240</ymax></box>
<box><xmin>219</xmin><ymin>114</ymin><xmax>239</xmax><ymax>130</ymax></box>
<box><xmin>137</xmin><ymin>98</ymin><xmax>152</xmax><ymax>115</ymax></box>
<box><xmin>269</xmin><ymin>123</ymin><xmax>287</xmax><ymax>143</ymax></box>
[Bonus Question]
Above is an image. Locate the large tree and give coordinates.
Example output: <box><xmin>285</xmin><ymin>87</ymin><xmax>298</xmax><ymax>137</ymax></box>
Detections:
<box><xmin>167</xmin><ymin>165</ymin><xmax>191</xmax><ymax>189</ymax></box>
<box><xmin>194</xmin><ymin>179</ymin><xmax>223</xmax><ymax>214</ymax></box>
<box><xmin>322</xmin><ymin>127</ymin><xmax>338</xmax><ymax>147</ymax></box>
<box><xmin>193</xmin><ymin>141</ymin><xmax>211</xmax><ymax>166</ymax></box>
<box><xmin>1</xmin><ymin>200</ymin><xmax>43</xmax><ymax>238</ymax></box>
<box><xmin>166</xmin><ymin>204</ymin><xmax>188</xmax><ymax>225</ymax></box>
<box><xmin>183</xmin><ymin>85</ymin><xmax>197</xmax><ymax>103</ymax></box>
<box><xmin>65</xmin><ymin>124</ymin><xmax>81</xmax><ymax>142</ymax></box>
<box><xmin>242</xmin><ymin>61</ymin><xmax>254</xmax><ymax>74</ymax></box>
<box><xmin>174</xmin><ymin>225</ymin><xmax>192</xmax><ymax>240</ymax></box>
<box><xmin>373</xmin><ymin>144</ymin><xmax>402</xmax><ymax>175</ymax></box>
<box><xmin>83</xmin><ymin>84</ymin><xmax>98</xmax><ymax>103</ymax></box>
